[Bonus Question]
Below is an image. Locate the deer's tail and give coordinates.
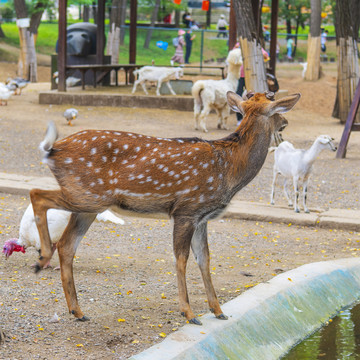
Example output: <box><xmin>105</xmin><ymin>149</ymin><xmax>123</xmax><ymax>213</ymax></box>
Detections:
<box><xmin>39</xmin><ymin>121</ymin><xmax>58</xmax><ymax>160</ymax></box>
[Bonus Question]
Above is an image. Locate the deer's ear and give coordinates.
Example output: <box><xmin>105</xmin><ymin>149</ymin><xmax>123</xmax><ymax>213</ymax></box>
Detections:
<box><xmin>264</xmin><ymin>93</ymin><xmax>301</xmax><ymax>117</ymax></box>
<box><xmin>226</xmin><ymin>91</ymin><xmax>245</xmax><ymax>116</ymax></box>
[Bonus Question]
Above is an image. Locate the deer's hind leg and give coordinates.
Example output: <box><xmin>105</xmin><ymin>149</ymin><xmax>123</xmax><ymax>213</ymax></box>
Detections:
<box><xmin>191</xmin><ymin>222</ymin><xmax>227</xmax><ymax>320</ymax></box>
<box><xmin>58</xmin><ymin>212</ymin><xmax>96</xmax><ymax>321</ymax></box>
<box><xmin>30</xmin><ymin>189</ymin><xmax>69</xmax><ymax>270</ymax></box>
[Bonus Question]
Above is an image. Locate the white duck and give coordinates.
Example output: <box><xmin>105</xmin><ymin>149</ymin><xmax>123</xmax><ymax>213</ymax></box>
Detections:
<box><xmin>0</xmin><ymin>84</ymin><xmax>14</xmax><ymax>105</ymax></box>
<box><xmin>6</xmin><ymin>77</ymin><xmax>29</xmax><ymax>95</ymax></box>
<box><xmin>53</xmin><ymin>71</ymin><xmax>81</xmax><ymax>87</ymax></box>
<box><xmin>3</xmin><ymin>204</ymin><xmax>125</xmax><ymax>268</ymax></box>
<box><xmin>63</xmin><ymin>108</ymin><xmax>78</xmax><ymax>126</ymax></box>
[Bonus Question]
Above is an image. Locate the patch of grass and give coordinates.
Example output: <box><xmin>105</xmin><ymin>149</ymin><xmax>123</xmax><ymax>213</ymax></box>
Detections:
<box><xmin>0</xmin><ymin>46</ymin><xmax>18</xmax><ymax>62</ymax></box>
<box><xmin>0</xmin><ymin>21</ymin><xmax>338</xmax><ymax>64</ymax></box>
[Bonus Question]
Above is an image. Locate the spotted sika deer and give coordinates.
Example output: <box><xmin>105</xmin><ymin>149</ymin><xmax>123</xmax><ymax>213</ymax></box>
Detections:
<box><xmin>30</xmin><ymin>91</ymin><xmax>300</xmax><ymax>324</ymax></box>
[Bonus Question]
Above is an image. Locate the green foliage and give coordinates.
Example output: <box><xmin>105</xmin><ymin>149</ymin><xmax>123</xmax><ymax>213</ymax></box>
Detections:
<box><xmin>0</xmin><ymin>5</ymin><xmax>15</xmax><ymax>21</ymax></box>
<box><xmin>279</xmin><ymin>0</ymin><xmax>311</xmax><ymax>33</ymax></box>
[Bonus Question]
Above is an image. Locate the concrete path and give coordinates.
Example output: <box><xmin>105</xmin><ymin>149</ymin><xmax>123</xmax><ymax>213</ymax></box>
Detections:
<box><xmin>1</xmin><ymin>172</ymin><xmax>360</xmax><ymax>232</ymax></box>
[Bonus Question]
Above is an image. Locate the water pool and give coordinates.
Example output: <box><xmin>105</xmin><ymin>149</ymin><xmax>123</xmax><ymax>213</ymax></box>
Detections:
<box><xmin>283</xmin><ymin>302</ymin><xmax>360</xmax><ymax>359</ymax></box>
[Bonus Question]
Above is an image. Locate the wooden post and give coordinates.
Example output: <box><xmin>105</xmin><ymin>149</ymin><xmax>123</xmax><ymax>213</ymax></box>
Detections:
<box><xmin>96</xmin><ymin>0</ymin><xmax>105</xmax><ymax>64</ymax></box>
<box><xmin>336</xmin><ymin>79</ymin><xmax>360</xmax><ymax>158</ymax></box>
<box><xmin>128</xmin><ymin>0</ymin><xmax>137</xmax><ymax>84</ymax></box>
<box><xmin>228</xmin><ymin>0</ymin><xmax>237</xmax><ymax>51</ymax></box>
<box><xmin>58</xmin><ymin>0</ymin><xmax>67</xmax><ymax>92</ymax></box>
<box><xmin>268</xmin><ymin>0</ymin><xmax>278</xmax><ymax>76</ymax></box>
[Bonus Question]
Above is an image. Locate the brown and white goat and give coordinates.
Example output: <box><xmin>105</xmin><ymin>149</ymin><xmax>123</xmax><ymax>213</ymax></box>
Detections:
<box><xmin>30</xmin><ymin>91</ymin><xmax>300</xmax><ymax>324</ymax></box>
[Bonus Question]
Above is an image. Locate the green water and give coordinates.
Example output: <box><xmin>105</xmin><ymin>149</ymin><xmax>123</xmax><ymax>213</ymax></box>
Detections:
<box><xmin>283</xmin><ymin>302</ymin><xmax>360</xmax><ymax>359</ymax></box>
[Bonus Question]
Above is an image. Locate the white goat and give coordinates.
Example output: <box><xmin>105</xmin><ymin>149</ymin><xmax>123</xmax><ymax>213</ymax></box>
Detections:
<box><xmin>192</xmin><ymin>48</ymin><xmax>243</xmax><ymax>133</ymax></box>
<box><xmin>270</xmin><ymin>135</ymin><xmax>337</xmax><ymax>213</ymax></box>
<box><xmin>300</xmin><ymin>62</ymin><xmax>307</xmax><ymax>79</ymax></box>
<box><xmin>132</xmin><ymin>66</ymin><xmax>184</xmax><ymax>96</ymax></box>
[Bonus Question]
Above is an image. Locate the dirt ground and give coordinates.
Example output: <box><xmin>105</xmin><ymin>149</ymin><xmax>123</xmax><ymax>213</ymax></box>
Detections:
<box><xmin>0</xmin><ymin>61</ymin><xmax>360</xmax><ymax>359</ymax></box>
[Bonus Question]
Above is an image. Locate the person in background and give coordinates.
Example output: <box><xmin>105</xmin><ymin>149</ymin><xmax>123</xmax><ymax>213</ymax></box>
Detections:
<box><xmin>183</xmin><ymin>12</ymin><xmax>190</xmax><ymax>27</ymax></box>
<box><xmin>287</xmin><ymin>36</ymin><xmax>294</xmax><ymax>60</ymax></box>
<box><xmin>321</xmin><ymin>29</ymin><xmax>328</xmax><ymax>54</ymax></box>
<box><xmin>171</xmin><ymin>29</ymin><xmax>185</xmax><ymax>66</ymax></box>
<box><xmin>163</xmin><ymin>14</ymin><xmax>171</xmax><ymax>24</ymax></box>
<box><xmin>216</xmin><ymin>14</ymin><xmax>228</xmax><ymax>38</ymax></box>
<box><xmin>234</xmin><ymin>43</ymin><xmax>269</xmax><ymax>126</ymax></box>
<box><xmin>185</xmin><ymin>29</ymin><xmax>196</xmax><ymax>64</ymax></box>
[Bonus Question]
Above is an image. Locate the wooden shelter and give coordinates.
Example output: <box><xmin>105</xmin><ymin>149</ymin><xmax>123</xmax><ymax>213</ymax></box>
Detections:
<box><xmin>57</xmin><ymin>0</ymin><xmax>138</xmax><ymax>91</ymax></box>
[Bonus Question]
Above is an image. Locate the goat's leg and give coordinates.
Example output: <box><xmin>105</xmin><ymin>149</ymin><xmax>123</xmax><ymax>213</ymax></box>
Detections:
<box><xmin>30</xmin><ymin>189</ymin><xmax>66</xmax><ymax>270</ymax></box>
<box><xmin>283</xmin><ymin>179</ymin><xmax>293</xmax><ymax>207</ymax></box>
<box><xmin>270</xmin><ymin>170</ymin><xmax>278</xmax><ymax>205</ymax></box>
<box><xmin>194</xmin><ymin>100</ymin><xmax>202</xmax><ymax>131</ymax></box>
<box><xmin>191</xmin><ymin>222</ymin><xmax>227</xmax><ymax>320</ymax></box>
<box><xmin>303</xmin><ymin>176</ymin><xmax>310</xmax><ymax>213</ymax></box>
<box><xmin>165</xmin><ymin>81</ymin><xmax>176</xmax><ymax>96</ymax></box>
<box><xmin>57</xmin><ymin>212</ymin><xmax>96</xmax><ymax>321</ymax></box>
<box><xmin>131</xmin><ymin>79</ymin><xmax>140</xmax><ymax>94</ymax></box>
<box><xmin>293</xmin><ymin>177</ymin><xmax>300</xmax><ymax>213</ymax></box>
<box><xmin>173</xmin><ymin>217</ymin><xmax>200</xmax><ymax>325</ymax></box>
<box><xmin>199</xmin><ymin>106</ymin><xmax>211</xmax><ymax>133</ymax></box>
<box><xmin>140</xmin><ymin>81</ymin><xmax>149</xmax><ymax>95</ymax></box>
<box><xmin>218</xmin><ymin>107</ymin><xmax>230</xmax><ymax>130</ymax></box>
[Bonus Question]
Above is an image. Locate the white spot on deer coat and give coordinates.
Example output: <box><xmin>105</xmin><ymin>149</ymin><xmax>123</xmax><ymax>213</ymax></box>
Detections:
<box><xmin>90</xmin><ymin>148</ymin><xmax>97</xmax><ymax>155</ymax></box>
<box><xmin>64</xmin><ymin>158</ymin><xmax>73</xmax><ymax>164</ymax></box>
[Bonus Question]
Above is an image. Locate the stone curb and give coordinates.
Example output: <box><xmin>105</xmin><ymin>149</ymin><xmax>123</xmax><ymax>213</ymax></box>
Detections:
<box><xmin>1</xmin><ymin>173</ymin><xmax>359</xmax><ymax>232</ymax></box>
<box><xmin>129</xmin><ymin>258</ymin><xmax>360</xmax><ymax>360</ymax></box>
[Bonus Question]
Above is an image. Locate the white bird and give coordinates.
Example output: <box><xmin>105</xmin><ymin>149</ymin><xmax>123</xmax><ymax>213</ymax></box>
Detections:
<box><xmin>63</xmin><ymin>108</ymin><xmax>78</xmax><ymax>126</ymax></box>
<box><xmin>6</xmin><ymin>77</ymin><xmax>29</xmax><ymax>95</ymax></box>
<box><xmin>53</xmin><ymin>71</ymin><xmax>81</xmax><ymax>88</ymax></box>
<box><xmin>2</xmin><ymin>204</ymin><xmax>125</xmax><ymax>268</ymax></box>
<box><xmin>0</xmin><ymin>85</ymin><xmax>14</xmax><ymax>105</ymax></box>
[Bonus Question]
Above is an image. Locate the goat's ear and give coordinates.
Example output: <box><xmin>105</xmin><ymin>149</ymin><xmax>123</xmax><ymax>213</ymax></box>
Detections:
<box><xmin>264</xmin><ymin>93</ymin><xmax>301</xmax><ymax>117</ymax></box>
<box><xmin>226</xmin><ymin>91</ymin><xmax>245</xmax><ymax>116</ymax></box>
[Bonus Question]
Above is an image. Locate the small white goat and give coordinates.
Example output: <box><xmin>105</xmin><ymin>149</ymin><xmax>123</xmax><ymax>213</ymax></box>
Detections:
<box><xmin>270</xmin><ymin>135</ymin><xmax>337</xmax><ymax>213</ymax></box>
<box><xmin>192</xmin><ymin>48</ymin><xmax>242</xmax><ymax>133</ymax></box>
<box><xmin>300</xmin><ymin>62</ymin><xmax>307</xmax><ymax>79</ymax></box>
<box><xmin>132</xmin><ymin>66</ymin><xmax>183</xmax><ymax>96</ymax></box>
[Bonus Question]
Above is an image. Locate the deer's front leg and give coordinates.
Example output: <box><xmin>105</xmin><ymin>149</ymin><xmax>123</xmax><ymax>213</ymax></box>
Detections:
<box><xmin>58</xmin><ymin>212</ymin><xmax>96</xmax><ymax>321</ymax></box>
<box><xmin>173</xmin><ymin>217</ymin><xmax>201</xmax><ymax>325</ymax></box>
<box><xmin>191</xmin><ymin>222</ymin><xmax>227</xmax><ymax>320</ymax></box>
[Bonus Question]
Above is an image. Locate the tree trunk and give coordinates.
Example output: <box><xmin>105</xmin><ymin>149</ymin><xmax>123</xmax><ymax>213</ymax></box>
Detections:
<box><xmin>333</xmin><ymin>0</ymin><xmax>359</xmax><ymax>123</ymax></box>
<box><xmin>350</xmin><ymin>0</ymin><xmax>360</xmax><ymax>43</ymax></box>
<box><xmin>233</xmin><ymin>0</ymin><xmax>268</xmax><ymax>92</ymax></box>
<box><xmin>119</xmin><ymin>0</ymin><xmax>127</xmax><ymax>45</ymax></box>
<box><xmin>107</xmin><ymin>0</ymin><xmax>121</xmax><ymax>84</ymax></box>
<box><xmin>304</xmin><ymin>0</ymin><xmax>321</xmax><ymax>81</ymax></box>
<box><xmin>144</xmin><ymin>0</ymin><xmax>160</xmax><ymax>49</ymax></box>
<box><xmin>0</xmin><ymin>24</ymin><xmax>5</xmax><ymax>38</ymax></box>
<box><xmin>92</xmin><ymin>1</ymin><xmax>97</xmax><ymax>24</ymax></box>
<box><xmin>174</xmin><ymin>10</ymin><xmax>180</xmax><ymax>27</ymax></box>
<box><xmin>14</xmin><ymin>0</ymin><xmax>43</xmax><ymax>82</ymax></box>
<box><xmin>83</xmin><ymin>5</ymin><xmax>90</xmax><ymax>22</ymax></box>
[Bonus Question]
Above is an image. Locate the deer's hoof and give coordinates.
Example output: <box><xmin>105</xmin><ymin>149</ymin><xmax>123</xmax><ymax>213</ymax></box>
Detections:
<box><xmin>189</xmin><ymin>317</ymin><xmax>202</xmax><ymax>325</ymax></box>
<box><xmin>216</xmin><ymin>313</ymin><xmax>228</xmax><ymax>320</ymax></box>
<box><xmin>76</xmin><ymin>315</ymin><xmax>90</xmax><ymax>322</ymax></box>
<box><xmin>305</xmin><ymin>209</ymin><xmax>310</xmax><ymax>214</ymax></box>
<box><xmin>295</xmin><ymin>209</ymin><xmax>300</xmax><ymax>213</ymax></box>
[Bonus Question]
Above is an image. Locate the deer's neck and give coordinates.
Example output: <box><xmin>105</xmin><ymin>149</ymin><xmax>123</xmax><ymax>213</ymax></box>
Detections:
<box><xmin>216</xmin><ymin>124</ymin><xmax>271</xmax><ymax>198</ymax></box>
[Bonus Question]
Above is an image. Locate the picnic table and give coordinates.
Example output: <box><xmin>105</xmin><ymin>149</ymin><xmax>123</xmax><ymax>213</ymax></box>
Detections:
<box><xmin>66</xmin><ymin>64</ymin><xmax>144</xmax><ymax>89</ymax></box>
